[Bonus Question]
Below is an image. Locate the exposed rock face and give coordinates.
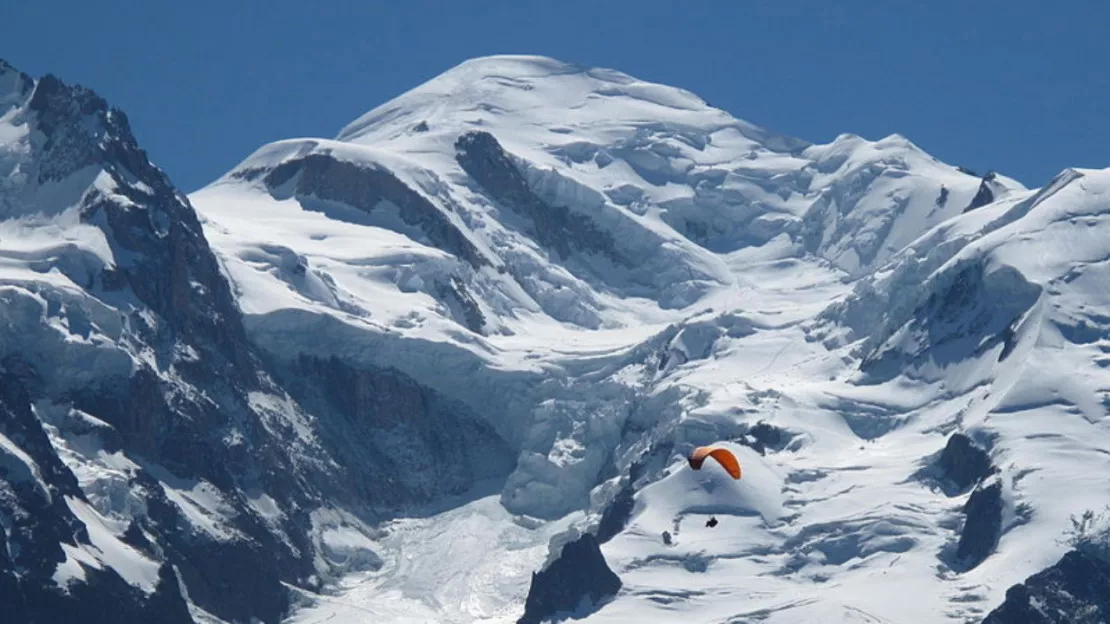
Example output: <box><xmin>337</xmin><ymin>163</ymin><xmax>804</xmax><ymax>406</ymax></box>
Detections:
<box><xmin>456</xmin><ymin>131</ymin><xmax>623</xmax><ymax>264</ymax></box>
<box><xmin>0</xmin><ymin>60</ymin><xmax>340</xmax><ymax>624</ymax></box>
<box><xmin>0</xmin><ymin>374</ymin><xmax>193</xmax><ymax>624</ymax></box>
<box><xmin>957</xmin><ymin>477</ymin><xmax>1004</xmax><ymax>570</ymax></box>
<box><xmin>280</xmin><ymin>354</ymin><xmax>515</xmax><ymax>507</ymax></box>
<box><xmin>936</xmin><ymin>185</ymin><xmax>950</xmax><ymax>207</ymax></box>
<box><xmin>4</xmin><ymin>63</ymin><xmax>307</xmax><ymax>623</ymax></box>
<box><xmin>596</xmin><ymin>483</ymin><xmax>635</xmax><ymax>544</ymax></box>
<box><xmin>0</xmin><ymin>59</ymin><xmax>533</xmax><ymax>624</ymax></box>
<box><xmin>8</xmin><ymin>51</ymin><xmax>1102</xmax><ymax>624</ymax></box>
<box><xmin>0</xmin><ymin>562</ymin><xmax>194</xmax><ymax>624</ymax></box>
<box><xmin>518</xmin><ymin>533</ymin><xmax>622</xmax><ymax>624</ymax></box>
<box><xmin>27</xmin><ymin>69</ymin><xmax>251</xmax><ymax>373</ymax></box>
<box><xmin>435</xmin><ymin>275</ymin><xmax>488</xmax><ymax>334</ymax></box>
<box><xmin>965</xmin><ymin>171</ymin><xmax>999</xmax><ymax>213</ymax></box>
<box><xmin>982</xmin><ymin>550</ymin><xmax>1110</xmax><ymax>623</ymax></box>
<box><xmin>735</xmin><ymin>421</ymin><xmax>795</xmax><ymax>456</ymax></box>
<box><xmin>938</xmin><ymin>433</ymin><xmax>995</xmax><ymax>493</ymax></box>
<box><xmin>858</xmin><ymin>260</ymin><xmax>1040</xmax><ymax>384</ymax></box>
<box><xmin>261</xmin><ymin>152</ymin><xmax>487</xmax><ymax>269</ymax></box>
<box><xmin>926</xmin><ymin>433</ymin><xmax>1003</xmax><ymax>573</ymax></box>
<box><xmin>249</xmin><ymin>151</ymin><xmax>491</xmax><ymax>333</ymax></box>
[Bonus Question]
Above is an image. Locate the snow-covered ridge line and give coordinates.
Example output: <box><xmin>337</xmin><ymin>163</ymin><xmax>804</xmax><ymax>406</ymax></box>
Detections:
<box><xmin>253</xmin><ymin>57</ymin><xmax>1110</xmax><ymax>624</ymax></box>
<box><xmin>7</xmin><ymin>50</ymin><xmax>1110</xmax><ymax>624</ymax></box>
<box><xmin>1</xmin><ymin>57</ymin><xmax>406</xmax><ymax>624</ymax></box>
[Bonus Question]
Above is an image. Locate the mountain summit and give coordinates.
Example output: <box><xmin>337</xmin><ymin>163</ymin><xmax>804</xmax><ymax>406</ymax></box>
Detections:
<box><xmin>1</xmin><ymin>55</ymin><xmax>1107</xmax><ymax>624</ymax></box>
<box><xmin>336</xmin><ymin>54</ymin><xmax>804</xmax><ymax>152</ymax></box>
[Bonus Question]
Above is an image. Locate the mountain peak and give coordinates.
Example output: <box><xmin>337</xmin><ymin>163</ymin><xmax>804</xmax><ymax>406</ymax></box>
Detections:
<box><xmin>436</xmin><ymin>54</ymin><xmax>595</xmax><ymax>78</ymax></box>
<box><xmin>0</xmin><ymin>58</ymin><xmax>33</xmax><ymax>111</ymax></box>
<box><xmin>0</xmin><ymin>57</ymin><xmax>26</xmax><ymax>79</ymax></box>
<box><xmin>427</xmin><ymin>54</ymin><xmax>655</xmax><ymax>92</ymax></box>
<box><xmin>8</xmin><ymin>52</ymin><xmax>1110</xmax><ymax>624</ymax></box>
<box><xmin>0</xmin><ymin>60</ymin><xmax>163</xmax><ymax>218</ymax></box>
<box><xmin>334</xmin><ymin>53</ymin><xmax>785</xmax><ymax>151</ymax></box>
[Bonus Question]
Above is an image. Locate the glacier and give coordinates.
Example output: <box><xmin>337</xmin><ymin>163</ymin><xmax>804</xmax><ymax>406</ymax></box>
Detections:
<box><xmin>2</xmin><ymin>53</ymin><xmax>1109</xmax><ymax>624</ymax></box>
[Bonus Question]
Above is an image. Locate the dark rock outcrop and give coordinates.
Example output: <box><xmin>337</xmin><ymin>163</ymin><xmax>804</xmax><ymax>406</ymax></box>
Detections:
<box><xmin>0</xmin><ymin>562</ymin><xmax>194</xmax><ymax>624</ymax></box>
<box><xmin>936</xmin><ymin>185</ymin><xmax>950</xmax><ymax>207</ymax></box>
<box><xmin>261</xmin><ymin>153</ymin><xmax>487</xmax><ymax>268</ymax></box>
<box><xmin>983</xmin><ymin>550</ymin><xmax>1110</xmax><ymax>623</ymax></box>
<box><xmin>251</xmin><ymin>151</ymin><xmax>493</xmax><ymax>333</ymax></box>
<box><xmin>956</xmin><ymin>478</ymin><xmax>1004</xmax><ymax>569</ymax></box>
<box><xmin>736</xmin><ymin>421</ymin><xmax>794</xmax><ymax>456</ymax></box>
<box><xmin>1</xmin><ymin>58</ymin><xmax>523</xmax><ymax>624</ymax></box>
<box><xmin>26</xmin><ymin>64</ymin><xmax>251</xmax><ymax>375</ymax></box>
<box><xmin>518</xmin><ymin>533</ymin><xmax>622</xmax><ymax>624</ymax></box>
<box><xmin>0</xmin><ymin>59</ymin><xmax>329</xmax><ymax>624</ymax></box>
<box><xmin>0</xmin><ymin>375</ymin><xmax>194</xmax><ymax>624</ymax></box>
<box><xmin>938</xmin><ymin>433</ymin><xmax>995</xmax><ymax>494</ymax></box>
<box><xmin>596</xmin><ymin>483</ymin><xmax>635</xmax><ymax>544</ymax></box>
<box><xmin>436</xmin><ymin>275</ymin><xmax>487</xmax><ymax>334</ymax></box>
<box><xmin>280</xmin><ymin>354</ymin><xmax>515</xmax><ymax>507</ymax></box>
<box><xmin>965</xmin><ymin>171</ymin><xmax>999</xmax><ymax>213</ymax></box>
<box><xmin>456</xmin><ymin>131</ymin><xmax>623</xmax><ymax>264</ymax></box>
<box><xmin>859</xmin><ymin>260</ymin><xmax>1041</xmax><ymax>384</ymax></box>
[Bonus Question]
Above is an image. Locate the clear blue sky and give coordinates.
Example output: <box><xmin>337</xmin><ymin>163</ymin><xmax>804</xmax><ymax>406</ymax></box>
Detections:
<box><xmin>5</xmin><ymin>1</ymin><xmax>1107</xmax><ymax>192</ymax></box>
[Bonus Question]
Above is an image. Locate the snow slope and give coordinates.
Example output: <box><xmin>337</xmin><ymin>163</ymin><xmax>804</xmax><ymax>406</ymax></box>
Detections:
<box><xmin>0</xmin><ymin>58</ymin><xmax>392</xmax><ymax>624</ymax></box>
<box><xmin>286</xmin><ymin>486</ymin><xmax>582</xmax><ymax>624</ymax></box>
<box><xmin>588</xmin><ymin>168</ymin><xmax>1110</xmax><ymax>623</ymax></box>
<box><xmin>191</xmin><ymin>54</ymin><xmax>996</xmax><ymax>520</ymax></box>
<box><xmin>4</xmin><ymin>50</ymin><xmax>1101</xmax><ymax>624</ymax></box>
<box><xmin>185</xmin><ymin>54</ymin><xmax>1110</xmax><ymax>624</ymax></box>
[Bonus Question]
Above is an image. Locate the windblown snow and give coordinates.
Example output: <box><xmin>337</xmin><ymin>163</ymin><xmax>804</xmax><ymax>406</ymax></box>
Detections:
<box><xmin>5</xmin><ymin>52</ymin><xmax>1106</xmax><ymax>624</ymax></box>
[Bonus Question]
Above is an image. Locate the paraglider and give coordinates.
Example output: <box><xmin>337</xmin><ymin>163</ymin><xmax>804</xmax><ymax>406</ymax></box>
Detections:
<box><xmin>686</xmin><ymin>446</ymin><xmax>742</xmax><ymax>480</ymax></box>
<box><xmin>685</xmin><ymin>445</ymin><xmax>741</xmax><ymax>529</ymax></box>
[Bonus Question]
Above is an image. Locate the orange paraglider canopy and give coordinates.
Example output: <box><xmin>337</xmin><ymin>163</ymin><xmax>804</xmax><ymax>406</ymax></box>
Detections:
<box><xmin>687</xmin><ymin>446</ymin><xmax>742</xmax><ymax>480</ymax></box>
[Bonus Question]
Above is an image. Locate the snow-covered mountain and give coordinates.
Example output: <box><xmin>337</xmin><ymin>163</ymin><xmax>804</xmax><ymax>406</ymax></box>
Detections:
<box><xmin>2</xmin><ymin>53</ymin><xmax>1108</xmax><ymax>624</ymax></box>
<box><xmin>0</xmin><ymin>57</ymin><xmax>513</xmax><ymax>624</ymax></box>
